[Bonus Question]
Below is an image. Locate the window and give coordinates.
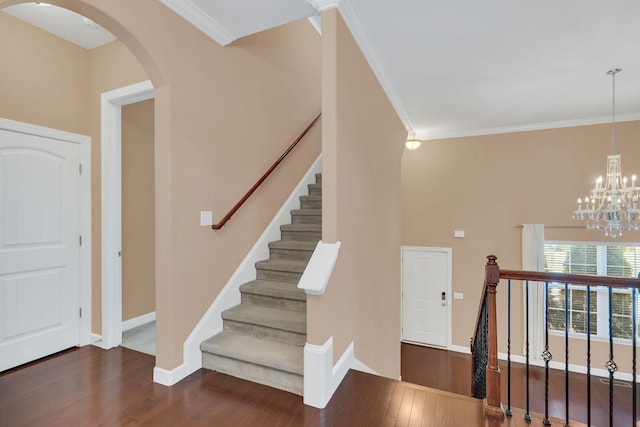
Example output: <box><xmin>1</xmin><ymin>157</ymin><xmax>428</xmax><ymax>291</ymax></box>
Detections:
<box><xmin>544</xmin><ymin>243</ymin><xmax>640</xmax><ymax>340</ymax></box>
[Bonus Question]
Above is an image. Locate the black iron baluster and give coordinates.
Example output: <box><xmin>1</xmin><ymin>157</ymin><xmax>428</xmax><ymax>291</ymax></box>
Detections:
<box><xmin>565</xmin><ymin>282</ymin><xmax>570</xmax><ymax>427</ymax></box>
<box><xmin>606</xmin><ymin>286</ymin><xmax>617</xmax><ymax>427</ymax></box>
<box><xmin>525</xmin><ymin>280</ymin><xmax>531</xmax><ymax>422</ymax></box>
<box><xmin>542</xmin><ymin>281</ymin><xmax>551</xmax><ymax>426</ymax></box>
<box><xmin>506</xmin><ymin>279</ymin><xmax>512</xmax><ymax>417</ymax></box>
<box><xmin>587</xmin><ymin>284</ymin><xmax>592</xmax><ymax>427</ymax></box>
<box><xmin>471</xmin><ymin>295</ymin><xmax>489</xmax><ymax>400</ymax></box>
<box><xmin>633</xmin><ymin>287</ymin><xmax>637</xmax><ymax>427</ymax></box>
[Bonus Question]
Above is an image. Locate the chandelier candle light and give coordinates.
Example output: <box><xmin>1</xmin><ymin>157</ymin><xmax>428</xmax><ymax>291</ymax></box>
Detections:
<box><xmin>573</xmin><ymin>68</ymin><xmax>640</xmax><ymax>237</ymax></box>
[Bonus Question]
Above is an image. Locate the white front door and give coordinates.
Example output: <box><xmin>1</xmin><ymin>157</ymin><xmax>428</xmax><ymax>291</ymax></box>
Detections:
<box><xmin>402</xmin><ymin>248</ymin><xmax>450</xmax><ymax>347</ymax></box>
<box><xmin>0</xmin><ymin>128</ymin><xmax>80</xmax><ymax>371</ymax></box>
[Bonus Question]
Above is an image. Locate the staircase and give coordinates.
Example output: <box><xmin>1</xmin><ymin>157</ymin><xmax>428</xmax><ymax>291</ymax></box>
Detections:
<box><xmin>200</xmin><ymin>174</ymin><xmax>322</xmax><ymax>395</ymax></box>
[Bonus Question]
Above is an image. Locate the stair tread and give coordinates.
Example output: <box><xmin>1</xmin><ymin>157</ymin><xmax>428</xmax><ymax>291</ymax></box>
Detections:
<box><xmin>240</xmin><ymin>280</ymin><xmax>306</xmax><ymax>301</ymax></box>
<box><xmin>290</xmin><ymin>209</ymin><xmax>321</xmax><ymax>216</ymax></box>
<box><xmin>222</xmin><ymin>304</ymin><xmax>306</xmax><ymax>333</ymax></box>
<box><xmin>300</xmin><ymin>195</ymin><xmax>321</xmax><ymax>201</ymax></box>
<box><xmin>255</xmin><ymin>258</ymin><xmax>308</xmax><ymax>273</ymax></box>
<box><xmin>280</xmin><ymin>223</ymin><xmax>321</xmax><ymax>232</ymax></box>
<box><xmin>268</xmin><ymin>240</ymin><xmax>318</xmax><ymax>251</ymax></box>
<box><xmin>201</xmin><ymin>331</ymin><xmax>303</xmax><ymax>375</ymax></box>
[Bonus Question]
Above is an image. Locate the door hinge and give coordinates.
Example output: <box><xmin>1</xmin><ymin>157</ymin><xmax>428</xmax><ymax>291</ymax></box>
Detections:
<box><xmin>79</xmin><ymin>308</ymin><xmax>82</xmax><ymax>318</ymax></box>
<box><xmin>79</xmin><ymin>235</ymin><xmax>82</xmax><ymax>246</ymax></box>
<box><xmin>79</xmin><ymin>163</ymin><xmax>83</xmax><ymax>174</ymax></box>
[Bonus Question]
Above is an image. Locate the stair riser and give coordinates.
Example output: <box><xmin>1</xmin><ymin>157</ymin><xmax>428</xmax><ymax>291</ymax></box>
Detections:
<box><xmin>223</xmin><ymin>320</ymin><xmax>306</xmax><ymax>346</ymax></box>
<box><xmin>202</xmin><ymin>353</ymin><xmax>303</xmax><ymax>395</ymax></box>
<box><xmin>241</xmin><ymin>293</ymin><xmax>306</xmax><ymax>312</ymax></box>
<box><xmin>308</xmin><ymin>187</ymin><xmax>321</xmax><ymax>196</ymax></box>
<box><xmin>256</xmin><ymin>269</ymin><xmax>302</xmax><ymax>283</ymax></box>
<box><xmin>300</xmin><ymin>199</ymin><xmax>321</xmax><ymax>209</ymax></box>
<box><xmin>281</xmin><ymin>230</ymin><xmax>321</xmax><ymax>241</ymax></box>
<box><xmin>291</xmin><ymin>214</ymin><xmax>321</xmax><ymax>225</ymax></box>
<box><xmin>269</xmin><ymin>248</ymin><xmax>314</xmax><ymax>262</ymax></box>
<box><xmin>315</xmin><ymin>174</ymin><xmax>322</xmax><ymax>184</ymax></box>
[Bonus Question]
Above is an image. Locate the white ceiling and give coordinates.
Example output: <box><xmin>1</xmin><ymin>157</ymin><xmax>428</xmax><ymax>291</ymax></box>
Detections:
<box><xmin>5</xmin><ymin>0</ymin><xmax>640</xmax><ymax>141</ymax></box>
<box><xmin>2</xmin><ymin>2</ymin><xmax>115</xmax><ymax>50</ymax></box>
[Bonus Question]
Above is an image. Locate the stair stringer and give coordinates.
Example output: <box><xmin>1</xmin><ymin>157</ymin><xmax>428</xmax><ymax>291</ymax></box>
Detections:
<box><xmin>153</xmin><ymin>155</ymin><xmax>321</xmax><ymax>386</ymax></box>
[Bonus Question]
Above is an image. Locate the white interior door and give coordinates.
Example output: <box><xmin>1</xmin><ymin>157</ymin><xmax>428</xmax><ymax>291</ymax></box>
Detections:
<box><xmin>0</xmin><ymin>128</ymin><xmax>80</xmax><ymax>371</ymax></box>
<box><xmin>402</xmin><ymin>247</ymin><xmax>451</xmax><ymax>347</ymax></box>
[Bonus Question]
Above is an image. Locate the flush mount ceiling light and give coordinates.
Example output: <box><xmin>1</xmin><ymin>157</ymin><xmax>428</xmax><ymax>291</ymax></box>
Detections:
<box><xmin>573</xmin><ymin>68</ymin><xmax>640</xmax><ymax>238</ymax></box>
<box><xmin>34</xmin><ymin>2</ymin><xmax>51</xmax><ymax>6</ymax></box>
<box><xmin>405</xmin><ymin>132</ymin><xmax>423</xmax><ymax>151</ymax></box>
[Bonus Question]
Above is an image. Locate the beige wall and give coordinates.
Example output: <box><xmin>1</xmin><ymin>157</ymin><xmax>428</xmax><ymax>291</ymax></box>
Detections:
<box><xmin>121</xmin><ymin>99</ymin><xmax>155</xmax><ymax>321</ymax></box>
<box><xmin>308</xmin><ymin>10</ymin><xmax>405</xmax><ymax>379</ymax></box>
<box><xmin>401</xmin><ymin>121</ymin><xmax>640</xmax><ymax>373</ymax></box>
<box><xmin>1</xmin><ymin>0</ymin><xmax>321</xmax><ymax>370</ymax></box>
<box><xmin>0</xmin><ymin>12</ymin><xmax>89</xmax><ymax>134</ymax></box>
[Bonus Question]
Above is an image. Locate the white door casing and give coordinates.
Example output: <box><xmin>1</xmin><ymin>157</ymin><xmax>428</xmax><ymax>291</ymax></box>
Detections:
<box><xmin>401</xmin><ymin>247</ymin><xmax>451</xmax><ymax>348</ymax></box>
<box><xmin>0</xmin><ymin>119</ymin><xmax>91</xmax><ymax>371</ymax></box>
<box><xmin>101</xmin><ymin>80</ymin><xmax>154</xmax><ymax>349</ymax></box>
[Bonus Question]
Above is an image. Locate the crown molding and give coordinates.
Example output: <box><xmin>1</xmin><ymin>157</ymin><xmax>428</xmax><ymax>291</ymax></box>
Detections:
<box><xmin>308</xmin><ymin>0</ymin><xmax>341</xmax><ymax>12</ymax></box>
<box><xmin>159</xmin><ymin>0</ymin><xmax>236</xmax><ymax>46</ymax></box>
<box><xmin>337</xmin><ymin>0</ymin><xmax>412</xmax><ymax>132</ymax></box>
<box><xmin>420</xmin><ymin>113</ymin><xmax>640</xmax><ymax>141</ymax></box>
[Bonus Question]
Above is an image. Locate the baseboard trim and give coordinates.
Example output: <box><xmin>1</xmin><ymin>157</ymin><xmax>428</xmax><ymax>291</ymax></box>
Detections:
<box><xmin>90</xmin><ymin>333</ymin><xmax>103</xmax><ymax>348</ymax></box>
<box><xmin>154</xmin><ymin>155</ymin><xmax>323</xmax><ymax>387</ymax></box>
<box><xmin>304</xmin><ymin>337</ymin><xmax>376</xmax><ymax>408</ymax></box>
<box><xmin>447</xmin><ymin>344</ymin><xmax>471</xmax><ymax>354</ymax></box>
<box><xmin>122</xmin><ymin>312</ymin><xmax>156</xmax><ymax>332</ymax></box>
<box><xmin>153</xmin><ymin>364</ymin><xmax>191</xmax><ymax>387</ymax></box>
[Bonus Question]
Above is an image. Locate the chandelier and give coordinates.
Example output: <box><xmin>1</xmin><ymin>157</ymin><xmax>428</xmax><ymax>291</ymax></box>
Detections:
<box><xmin>405</xmin><ymin>132</ymin><xmax>423</xmax><ymax>150</ymax></box>
<box><xmin>573</xmin><ymin>68</ymin><xmax>640</xmax><ymax>238</ymax></box>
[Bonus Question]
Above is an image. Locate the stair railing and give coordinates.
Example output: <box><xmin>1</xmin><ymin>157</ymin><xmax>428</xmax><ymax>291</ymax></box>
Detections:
<box><xmin>470</xmin><ymin>255</ymin><xmax>503</xmax><ymax>418</ymax></box>
<box><xmin>211</xmin><ymin>113</ymin><xmax>321</xmax><ymax>230</ymax></box>
<box><xmin>472</xmin><ymin>254</ymin><xmax>640</xmax><ymax>426</ymax></box>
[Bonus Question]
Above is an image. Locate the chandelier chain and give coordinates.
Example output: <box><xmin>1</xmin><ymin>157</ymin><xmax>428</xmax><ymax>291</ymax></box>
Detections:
<box><xmin>611</xmin><ymin>69</ymin><xmax>616</xmax><ymax>154</ymax></box>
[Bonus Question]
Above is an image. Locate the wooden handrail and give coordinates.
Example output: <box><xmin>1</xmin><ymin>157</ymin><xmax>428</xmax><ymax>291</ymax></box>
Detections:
<box><xmin>212</xmin><ymin>113</ymin><xmax>321</xmax><ymax>230</ymax></box>
<box><xmin>500</xmin><ymin>269</ymin><xmax>640</xmax><ymax>289</ymax></box>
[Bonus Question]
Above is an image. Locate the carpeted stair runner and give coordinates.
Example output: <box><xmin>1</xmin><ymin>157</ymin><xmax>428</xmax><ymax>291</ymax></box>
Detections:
<box><xmin>200</xmin><ymin>173</ymin><xmax>321</xmax><ymax>395</ymax></box>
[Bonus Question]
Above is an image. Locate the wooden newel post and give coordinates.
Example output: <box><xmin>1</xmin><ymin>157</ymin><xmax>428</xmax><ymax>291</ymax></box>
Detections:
<box><xmin>484</xmin><ymin>255</ymin><xmax>504</xmax><ymax>418</ymax></box>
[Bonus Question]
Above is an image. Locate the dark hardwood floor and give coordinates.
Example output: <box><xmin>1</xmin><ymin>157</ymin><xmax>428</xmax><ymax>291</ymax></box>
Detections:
<box><xmin>0</xmin><ymin>345</ymin><xmax>584</xmax><ymax>426</ymax></box>
<box><xmin>401</xmin><ymin>342</ymin><xmax>639</xmax><ymax>427</ymax></box>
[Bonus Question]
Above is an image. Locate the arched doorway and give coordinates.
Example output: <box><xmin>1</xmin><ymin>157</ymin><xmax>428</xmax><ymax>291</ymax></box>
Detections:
<box><xmin>0</xmin><ymin>0</ymin><xmax>163</xmax><ymax>368</ymax></box>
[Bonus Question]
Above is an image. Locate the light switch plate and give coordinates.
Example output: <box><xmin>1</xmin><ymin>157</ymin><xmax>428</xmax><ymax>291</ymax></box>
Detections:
<box><xmin>454</xmin><ymin>292</ymin><xmax>464</xmax><ymax>300</ymax></box>
<box><xmin>200</xmin><ymin>211</ymin><xmax>213</xmax><ymax>227</ymax></box>
<box><xmin>454</xmin><ymin>230</ymin><xmax>465</xmax><ymax>238</ymax></box>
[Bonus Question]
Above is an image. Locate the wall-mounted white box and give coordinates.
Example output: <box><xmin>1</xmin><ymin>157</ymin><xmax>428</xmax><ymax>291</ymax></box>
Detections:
<box><xmin>200</xmin><ymin>211</ymin><xmax>213</xmax><ymax>227</ymax></box>
<box><xmin>454</xmin><ymin>230</ymin><xmax>465</xmax><ymax>238</ymax></box>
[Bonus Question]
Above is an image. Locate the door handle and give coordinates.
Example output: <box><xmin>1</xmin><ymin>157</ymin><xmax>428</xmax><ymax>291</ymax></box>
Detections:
<box><xmin>441</xmin><ymin>291</ymin><xmax>446</xmax><ymax>306</ymax></box>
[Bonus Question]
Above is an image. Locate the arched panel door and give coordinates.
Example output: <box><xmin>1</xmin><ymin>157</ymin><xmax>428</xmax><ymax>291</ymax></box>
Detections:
<box><xmin>0</xmin><ymin>128</ymin><xmax>80</xmax><ymax>371</ymax></box>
